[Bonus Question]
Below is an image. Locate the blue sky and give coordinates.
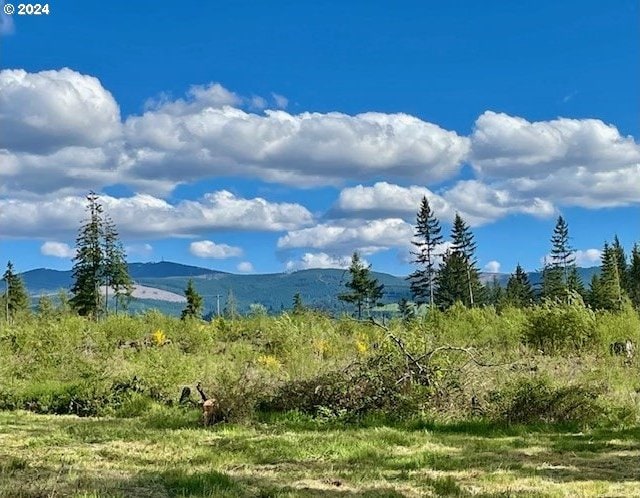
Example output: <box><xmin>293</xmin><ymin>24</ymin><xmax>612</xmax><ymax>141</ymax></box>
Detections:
<box><xmin>1</xmin><ymin>0</ymin><xmax>638</xmax><ymax>276</ymax></box>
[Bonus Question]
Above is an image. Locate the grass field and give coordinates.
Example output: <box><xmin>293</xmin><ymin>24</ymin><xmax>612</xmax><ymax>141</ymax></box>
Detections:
<box><xmin>1</xmin><ymin>410</ymin><xmax>639</xmax><ymax>497</ymax></box>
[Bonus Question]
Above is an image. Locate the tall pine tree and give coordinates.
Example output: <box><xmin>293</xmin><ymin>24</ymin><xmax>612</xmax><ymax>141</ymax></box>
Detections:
<box><xmin>2</xmin><ymin>261</ymin><xmax>29</xmax><ymax>321</ymax></box>
<box><xmin>181</xmin><ymin>279</ymin><xmax>203</xmax><ymax>319</ymax></box>
<box><xmin>597</xmin><ymin>242</ymin><xmax>624</xmax><ymax>311</ymax></box>
<box><xmin>505</xmin><ymin>264</ymin><xmax>534</xmax><ymax>307</ymax></box>
<box><xmin>435</xmin><ymin>214</ymin><xmax>483</xmax><ymax>308</ymax></box>
<box><xmin>70</xmin><ymin>192</ymin><xmax>104</xmax><ymax>318</ymax></box>
<box><xmin>407</xmin><ymin>196</ymin><xmax>443</xmax><ymax>306</ymax></box>
<box><xmin>339</xmin><ymin>252</ymin><xmax>384</xmax><ymax>319</ymax></box>
<box><xmin>70</xmin><ymin>192</ymin><xmax>132</xmax><ymax>318</ymax></box>
<box><xmin>103</xmin><ymin>214</ymin><xmax>133</xmax><ymax>314</ymax></box>
<box><xmin>628</xmin><ymin>244</ymin><xmax>640</xmax><ymax>308</ymax></box>
<box><xmin>542</xmin><ymin>215</ymin><xmax>579</xmax><ymax>301</ymax></box>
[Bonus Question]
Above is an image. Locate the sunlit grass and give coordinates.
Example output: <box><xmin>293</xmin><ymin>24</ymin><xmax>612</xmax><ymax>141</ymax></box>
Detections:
<box><xmin>1</xmin><ymin>410</ymin><xmax>639</xmax><ymax>497</ymax></box>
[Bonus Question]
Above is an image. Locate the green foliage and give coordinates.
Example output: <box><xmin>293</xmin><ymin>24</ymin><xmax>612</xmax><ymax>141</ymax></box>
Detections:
<box><xmin>628</xmin><ymin>244</ymin><xmax>640</xmax><ymax>308</ymax></box>
<box><xmin>505</xmin><ymin>264</ymin><xmax>534</xmax><ymax>307</ymax></box>
<box><xmin>493</xmin><ymin>376</ymin><xmax>603</xmax><ymax>425</ymax></box>
<box><xmin>181</xmin><ymin>279</ymin><xmax>203</xmax><ymax>320</ymax></box>
<box><xmin>292</xmin><ymin>292</ymin><xmax>305</xmax><ymax>314</ymax></box>
<box><xmin>339</xmin><ymin>252</ymin><xmax>384</xmax><ymax>319</ymax></box>
<box><xmin>524</xmin><ymin>295</ymin><xmax>597</xmax><ymax>353</ymax></box>
<box><xmin>407</xmin><ymin>196</ymin><xmax>443</xmax><ymax>305</ymax></box>
<box><xmin>70</xmin><ymin>192</ymin><xmax>132</xmax><ymax>318</ymax></box>
<box><xmin>2</xmin><ymin>261</ymin><xmax>30</xmax><ymax>321</ymax></box>
<box><xmin>435</xmin><ymin>214</ymin><xmax>484</xmax><ymax>308</ymax></box>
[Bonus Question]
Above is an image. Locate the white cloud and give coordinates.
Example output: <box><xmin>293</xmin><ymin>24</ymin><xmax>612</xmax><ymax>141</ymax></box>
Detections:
<box><xmin>0</xmin><ymin>68</ymin><xmax>121</xmax><ymax>154</ymax></box>
<box><xmin>483</xmin><ymin>260</ymin><xmax>501</xmax><ymax>273</ymax></box>
<box><xmin>332</xmin><ymin>181</ymin><xmax>556</xmax><ymax>227</ymax></box>
<box><xmin>285</xmin><ymin>252</ymin><xmax>363</xmax><ymax>271</ymax></box>
<box><xmin>123</xmin><ymin>106</ymin><xmax>470</xmax><ymax>188</ymax></box>
<box><xmin>469</xmin><ymin>111</ymin><xmax>640</xmax><ymax>208</ymax></box>
<box><xmin>573</xmin><ymin>249</ymin><xmax>602</xmax><ymax>267</ymax></box>
<box><xmin>40</xmin><ymin>241</ymin><xmax>75</xmax><ymax>258</ymax></box>
<box><xmin>541</xmin><ymin>248</ymin><xmax>602</xmax><ymax>267</ymax></box>
<box><xmin>236</xmin><ymin>261</ymin><xmax>254</xmax><ymax>273</ymax></box>
<box><xmin>190</xmin><ymin>240</ymin><xmax>243</xmax><ymax>259</ymax></box>
<box><xmin>0</xmin><ymin>1</ymin><xmax>15</xmax><ymax>35</ymax></box>
<box><xmin>278</xmin><ymin>218</ymin><xmax>413</xmax><ymax>255</ymax></box>
<box><xmin>126</xmin><ymin>243</ymin><xmax>153</xmax><ymax>257</ymax></box>
<box><xmin>0</xmin><ymin>191</ymin><xmax>313</xmax><ymax>239</ymax></box>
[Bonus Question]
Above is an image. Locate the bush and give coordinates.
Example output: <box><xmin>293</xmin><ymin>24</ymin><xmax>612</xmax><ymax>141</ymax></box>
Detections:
<box><xmin>524</xmin><ymin>299</ymin><xmax>597</xmax><ymax>353</ymax></box>
<box><xmin>492</xmin><ymin>376</ymin><xmax>603</xmax><ymax>425</ymax></box>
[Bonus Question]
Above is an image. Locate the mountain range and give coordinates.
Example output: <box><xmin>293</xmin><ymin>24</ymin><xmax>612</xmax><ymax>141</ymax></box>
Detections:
<box><xmin>15</xmin><ymin>261</ymin><xmax>600</xmax><ymax>316</ymax></box>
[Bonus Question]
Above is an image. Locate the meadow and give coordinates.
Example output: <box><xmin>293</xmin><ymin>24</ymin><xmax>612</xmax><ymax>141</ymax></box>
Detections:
<box><xmin>1</xmin><ymin>302</ymin><xmax>639</xmax><ymax>496</ymax></box>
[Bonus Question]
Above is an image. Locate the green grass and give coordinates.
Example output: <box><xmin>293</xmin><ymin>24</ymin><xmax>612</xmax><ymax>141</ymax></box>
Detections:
<box><xmin>1</xmin><ymin>410</ymin><xmax>639</xmax><ymax>497</ymax></box>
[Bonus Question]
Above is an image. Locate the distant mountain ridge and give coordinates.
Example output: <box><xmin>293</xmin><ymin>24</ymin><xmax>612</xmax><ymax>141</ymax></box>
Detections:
<box><xmin>15</xmin><ymin>261</ymin><xmax>600</xmax><ymax>316</ymax></box>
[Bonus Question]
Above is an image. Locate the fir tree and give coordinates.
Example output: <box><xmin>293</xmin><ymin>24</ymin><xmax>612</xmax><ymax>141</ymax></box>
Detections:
<box><xmin>70</xmin><ymin>192</ymin><xmax>132</xmax><ymax>319</ymax></box>
<box><xmin>407</xmin><ymin>196</ymin><xmax>443</xmax><ymax>305</ymax></box>
<box><xmin>611</xmin><ymin>235</ymin><xmax>628</xmax><ymax>293</ymax></box>
<box><xmin>181</xmin><ymin>279</ymin><xmax>203</xmax><ymax>319</ymax></box>
<box><xmin>627</xmin><ymin>244</ymin><xmax>640</xmax><ymax>308</ymax></box>
<box><xmin>598</xmin><ymin>242</ymin><xmax>624</xmax><ymax>310</ymax></box>
<box><xmin>587</xmin><ymin>274</ymin><xmax>604</xmax><ymax>310</ymax></box>
<box><xmin>70</xmin><ymin>192</ymin><xmax>105</xmax><ymax>318</ymax></box>
<box><xmin>102</xmin><ymin>215</ymin><xmax>133</xmax><ymax>315</ymax></box>
<box><xmin>543</xmin><ymin>215</ymin><xmax>578</xmax><ymax>301</ymax></box>
<box><xmin>2</xmin><ymin>261</ymin><xmax>29</xmax><ymax>321</ymax></box>
<box><xmin>485</xmin><ymin>276</ymin><xmax>504</xmax><ymax>307</ymax></box>
<box><xmin>505</xmin><ymin>264</ymin><xmax>535</xmax><ymax>307</ymax></box>
<box><xmin>435</xmin><ymin>214</ymin><xmax>483</xmax><ymax>308</ymax></box>
<box><xmin>292</xmin><ymin>292</ymin><xmax>306</xmax><ymax>314</ymax></box>
<box><xmin>339</xmin><ymin>252</ymin><xmax>384</xmax><ymax>319</ymax></box>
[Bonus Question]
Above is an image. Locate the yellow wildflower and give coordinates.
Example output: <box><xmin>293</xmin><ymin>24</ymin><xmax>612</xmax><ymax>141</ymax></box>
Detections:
<box><xmin>151</xmin><ymin>329</ymin><xmax>166</xmax><ymax>346</ymax></box>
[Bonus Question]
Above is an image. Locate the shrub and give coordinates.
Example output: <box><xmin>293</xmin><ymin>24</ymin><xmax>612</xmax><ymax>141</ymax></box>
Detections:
<box><xmin>524</xmin><ymin>299</ymin><xmax>597</xmax><ymax>353</ymax></box>
<box><xmin>492</xmin><ymin>376</ymin><xmax>603</xmax><ymax>425</ymax></box>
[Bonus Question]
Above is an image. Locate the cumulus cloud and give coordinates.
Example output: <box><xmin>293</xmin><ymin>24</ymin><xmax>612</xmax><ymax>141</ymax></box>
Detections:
<box><xmin>469</xmin><ymin>111</ymin><xmax>640</xmax><ymax>208</ymax></box>
<box><xmin>285</xmin><ymin>252</ymin><xmax>364</xmax><ymax>271</ymax></box>
<box><xmin>483</xmin><ymin>260</ymin><xmax>501</xmax><ymax>273</ymax></box>
<box><xmin>0</xmin><ymin>68</ymin><xmax>121</xmax><ymax>153</ymax></box>
<box><xmin>40</xmin><ymin>241</ymin><xmax>75</xmax><ymax>258</ymax></box>
<box><xmin>0</xmin><ymin>191</ymin><xmax>313</xmax><ymax>238</ymax></box>
<box><xmin>272</xmin><ymin>93</ymin><xmax>288</xmax><ymax>109</ymax></box>
<box><xmin>573</xmin><ymin>249</ymin><xmax>602</xmax><ymax>267</ymax></box>
<box><xmin>190</xmin><ymin>240</ymin><xmax>243</xmax><ymax>259</ymax></box>
<box><xmin>236</xmin><ymin>261</ymin><xmax>254</xmax><ymax>273</ymax></box>
<box><xmin>278</xmin><ymin>218</ymin><xmax>413</xmax><ymax>255</ymax></box>
<box><xmin>332</xmin><ymin>181</ymin><xmax>555</xmax><ymax>226</ymax></box>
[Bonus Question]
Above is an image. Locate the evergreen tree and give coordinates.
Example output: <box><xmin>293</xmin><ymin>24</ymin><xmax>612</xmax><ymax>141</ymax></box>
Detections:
<box><xmin>435</xmin><ymin>214</ymin><xmax>483</xmax><ymax>308</ymax></box>
<box><xmin>505</xmin><ymin>264</ymin><xmax>535</xmax><ymax>307</ymax></box>
<box><xmin>70</xmin><ymin>192</ymin><xmax>132</xmax><ymax>319</ymax></box>
<box><xmin>543</xmin><ymin>215</ymin><xmax>578</xmax><ymax>301</ymax></box>
<box><xmin>597</xmin><ymin>242</ymin><xmax>624</xmax><ymax>310</ymax></box>
<box><xmin>567</xmin><ymin>266</ymin><xmax>585</xmax><ymax>298</ymax></box>
<box><xmin>407</xmin><ymin>196</ymin><xmax>443</xmax><ymax>305</ymax></box>
<box><xmin>611</xmin><ymin>235</ymin><xmax>628</xmax><ymax>293</ymax></box>
<box><xmin>339</xmin><ymin>252</ymin><xmax>384</xmax><ymax>319</ymax></box>
<box><xmin>102</xmin><ymin>215</ymin><xmax>133</xmax><ymax>315</ymax></box>
<box><xmin>181</xmin><ymin>279</ymin><xmax>203</xmax><ymax>319</ymax></box>
<box><xmin>2</xmin><ymin>261</ymin><xmax>29</xmax><ymax>321</ymax></box>
<box><xmin>37</xmin><ymin>294</ymin><xmax>55</xmax><ymax>318</ymax></box>
<box><xmin>292</xmin><ymin>292</ymin><xmax>306</xmax><ymax>314</ymax></box>
<box><xmin>223</xmin><ymin>288</ymin><xmax>239</xmax><ymax>319</ymax></box>
<box><xmin>627</xmin><ymin>244</ymin><xmax>640</xmax><ymax>308</ymax></box>
<box><xmin>70</xmin><ymin>192</ymin><xmax>105</xmax><ymax>318</ymax></box>
<box><xmin>484</xmin><ymin>276</ymin><xmax>504</xmax><ymax>307</ymax></box>
<box><xmin>587</xmin><ymin>274</ymin><xmax>604</xmax><ymax>310</ymax></box>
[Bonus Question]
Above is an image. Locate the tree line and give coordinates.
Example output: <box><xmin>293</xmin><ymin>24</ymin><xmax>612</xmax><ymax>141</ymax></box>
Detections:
<box><xmin>1</xmin><ymin>193</ymin><xmax>639</xmax><ymax>321</ymax></box>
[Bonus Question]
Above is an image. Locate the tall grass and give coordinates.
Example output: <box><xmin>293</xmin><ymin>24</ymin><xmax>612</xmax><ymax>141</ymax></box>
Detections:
<box><xmin>0</xmin><ymin>303</ymin><xmax>638</xmax><ymax>426</ymax></box>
